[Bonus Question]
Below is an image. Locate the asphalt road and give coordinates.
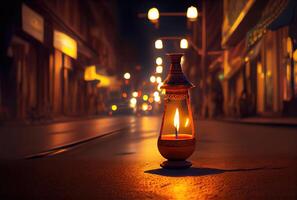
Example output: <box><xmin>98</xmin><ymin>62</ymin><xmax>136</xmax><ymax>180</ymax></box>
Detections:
<box><xmin>1</xmin><ymin>116</ymin><xmax>297</xmax><ymax>199</ymax></box>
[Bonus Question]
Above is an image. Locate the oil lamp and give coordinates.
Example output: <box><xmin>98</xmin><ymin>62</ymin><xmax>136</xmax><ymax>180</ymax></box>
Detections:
<box><xmin>158</xmin><ymin>53</ymin><xmax>195</xmax><ymax>169</ymax></box>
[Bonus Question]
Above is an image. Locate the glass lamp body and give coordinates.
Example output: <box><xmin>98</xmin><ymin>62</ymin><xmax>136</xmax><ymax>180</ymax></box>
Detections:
<box><xmin>158</xmin><ymin>53</ymin><xmax>195</xmax><ymax>169</ymax></box>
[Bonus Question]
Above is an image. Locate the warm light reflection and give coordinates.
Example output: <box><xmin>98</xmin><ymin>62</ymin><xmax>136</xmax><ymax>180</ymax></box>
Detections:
<box><xmin>184</xmin><ymin>118</ymin><xmax>189</xmax><ymax>127</ymax></box>
<box><xmin>293</xmin><ymin>49</ymin><xmax>297</xmax><ymax>61</ymax></box>
<box><xmin>181</xmin><ymin>56</ymin><xmax>185</xmax><ymax>65</ymax></box>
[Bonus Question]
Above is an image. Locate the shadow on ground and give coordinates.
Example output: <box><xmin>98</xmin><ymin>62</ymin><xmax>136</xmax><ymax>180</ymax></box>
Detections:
<box><xmin>145</xmin><ymin>167</ymin><xmax>283</xmax><ymax>177</ymax></box>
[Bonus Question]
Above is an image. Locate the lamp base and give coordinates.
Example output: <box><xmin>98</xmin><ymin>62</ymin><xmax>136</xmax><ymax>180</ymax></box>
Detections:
<box><xmin>160</xmin><ymin>160</ymin><xmax>192</xmax><ymax>169</ymax></box>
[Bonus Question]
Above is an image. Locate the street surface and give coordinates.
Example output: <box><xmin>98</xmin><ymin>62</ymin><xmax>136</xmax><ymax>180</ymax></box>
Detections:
<box><xmin>1</xmin><ymin>116</ymin><xmax>297</xmax><ymax>199</ymax></box>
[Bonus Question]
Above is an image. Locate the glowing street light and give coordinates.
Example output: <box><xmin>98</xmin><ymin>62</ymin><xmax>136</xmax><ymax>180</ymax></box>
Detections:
<box><xmin>155</xmin><ymin>39</ymin><xmax>163</xmax><ymax>49</ymax></box>
<box><xmin>123</xmin><ymin>72</ymin><xmax>131</xmax><ymax>80</ymax></box>
<box><xmin>156</xmin><ymin>57</ymin><xmax>163</xmax><ymax>65</ymax></box>
<box><xmin>148</xmin><ymin>7</ymin><xmax>159</xmax><ymax>22</ymax></box>
<box><xmin>180</xmin><ymin>38</ymin><xmax>188</xmax><ymax>49</ymax></box>
<box><xmin>186</xmin><ymin>6</ymin><xmax>198</xmax><ymax>21</ymax></box>
<box><xmin>156</xmin><ymin>66</ymin><xmax>163</xmax><ymax>74</ymax></box>
<box><xmin>150</xmin><ymin>75</ymin><xmax>156</xmax><ymax>83</ymax></box>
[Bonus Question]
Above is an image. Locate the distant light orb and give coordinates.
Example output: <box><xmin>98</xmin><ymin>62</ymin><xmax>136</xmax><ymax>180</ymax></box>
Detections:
<box><xmin>143</xmin><ymin>94</ymin><xmax>149</xmax><ymax>101</ymax></box>
<box><xmin>153</xmin><ymin>91</ymin><xmax>159</xmax><ymax>97</ymax></box>
<box><xmin>142</xmin><ymin>103</ymin><xmax>148</xmax><ymax>111</ymax></box>
<box><xmin>156</xmin><ymin>76</ymin><xmax>162</xmax><ymax>83</ymax></box>
<box><xmin>148</xmin><ymin>7</ymin><xmax>159</xmax><ymax>22</ymax></box>
<box><xmin>181</xmin><ymin>56</ymin><xmax>185</xmax><ymax>65</ymax></box>
<box><xmin>154</xmin><ymin>95</ymin><xmax>161</xmax><ymax>102</ymax></box>
<box><xmin>157</xmin><ymin>82</ymin><xmax>163</xmax><ymax>91</ymax></box>
<box><xmin>132</xmin><ymin>91</ymin><xmax>138</xmax><ymax>97</ymax></box>
<box><xmin>156</xmin><ymin>57</ymin><xmax>163</xmax><ymax>65</ymax></box>
<box><xmin>155</xmin><ymin>39</ymin><xmax>163</xmax><ymax>49</ymax></box>
<box><xmin>122</xmin><ymin>92</ymin><xmax>128</xmax><ymax>98</ymax></box>
<box><xmin>156</xmin><ymin>66</ymin><xmax>163</xmax><ymax>74</ymax></box>
<box><xmin>123</xmin><ymin>72</ymin><xmax>131</xmax><ymax>80</ymax></box>
<box><xmin>180</xmin><ymin>38</ymin><xmax>188</xmax><ymax>49</ymax></box>
<box><xmin>187</xmin><ymin>6</ymin><xmax>198</xmax><ymax>21</ymax></box>
<box><xmin>111</xmin><ymin>105</ymin><xmax>117</xmax><ymax>111</ymax></box>
<box><xmin>148</xmin><ymin>97</ymin><xmax>154</xmax><ymax>103</ymax></box>
<box><xmin>150</xmin><ymin>75</ymin><xmax>156</xmax><ymax>83</ymax></box>
<box><xmin>130</xmin><ymin>97</ymin><xmax>137</xmax><ymax>104</ymax></box>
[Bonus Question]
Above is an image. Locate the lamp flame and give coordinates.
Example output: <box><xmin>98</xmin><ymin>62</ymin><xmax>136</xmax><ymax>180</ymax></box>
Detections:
<box><xmin>174</xmin><ymin>108</ymin><xmax>180</xmax><ymax>131</ymax></box>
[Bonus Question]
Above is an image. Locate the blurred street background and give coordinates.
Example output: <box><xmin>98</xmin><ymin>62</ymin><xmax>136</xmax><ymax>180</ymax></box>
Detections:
<box><xmin>0</xmin><ymin>0</ymin><xmax>297</xmax><ymax>199</ymax></box>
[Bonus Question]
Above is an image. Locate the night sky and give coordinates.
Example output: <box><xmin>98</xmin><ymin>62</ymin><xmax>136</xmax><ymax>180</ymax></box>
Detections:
<box><xmin>116</xmin><ymin>0</ymin><xmax>200</xmax><ymax>79</ymax></box>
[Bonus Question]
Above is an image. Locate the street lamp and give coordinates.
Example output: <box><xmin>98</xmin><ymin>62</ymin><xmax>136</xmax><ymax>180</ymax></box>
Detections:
<box><xmin>180</xmin><ymin>38</ymin><xmax>188</xmax><ymax>49</ymax></box>
<box><xmin>123</xmin><ymin>72</ymin><xmax>131</xmax><ymax>80</ymax></box>
<box><xmin>155</xmin><ymin>39</ymin><xmax>163</xmax><ymax>49</ymax></box>
<box><xmin>156</xmin><ymin>57</ymin><xmax>163</xmax><ymax>65</ymax></box>
<box><xmin>156</xmin><ymin>66</ymin><xmax>163</xmax><ymax>74</ymax></box>
<box><xmin>186</xmin><ymin>6</ymin><xmax>198</xmax><ymax>21</ymax></box>
<box><xmin>148</xmin><ymin>7</ymin><xmax>159</xmax><ymax>23</ymax></box>
<box><xmin>158</xmin><ymin>53</ymin><xmax>195</xmax><ymax>169</ymax></box>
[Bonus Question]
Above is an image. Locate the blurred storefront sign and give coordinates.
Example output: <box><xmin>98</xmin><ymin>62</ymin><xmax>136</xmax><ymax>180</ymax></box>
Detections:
<box><xmin>53</xmin><ymin>30</ymin><xmax>77</xmax><ymax>59</ymax></box>
<box><xmin>22</xmin><ymin>4</ymin><xmax>44</xmax><ymax>42</ymax></box>
<box><xmin>84</xmin><ymin>66</ymin><xmax>120</xmax><ymax>90</ymax></box>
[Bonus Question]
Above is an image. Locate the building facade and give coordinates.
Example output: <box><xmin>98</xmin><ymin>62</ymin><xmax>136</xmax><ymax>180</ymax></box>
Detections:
<box><xmin>221</xmin><ymin>0</ymin><xmax>297</xmax><ymax>117</ymax></box>
<box><xmin>0</xmin><ymin>0</ymin><xmax>118</xmax><ymax>122</ymax></box>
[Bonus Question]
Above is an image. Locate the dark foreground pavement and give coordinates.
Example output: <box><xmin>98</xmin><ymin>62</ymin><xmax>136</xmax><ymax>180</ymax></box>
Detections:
<box><xmin>1</xmin><ymin>116</ymin><xmax>297</xmax><ymax>199</ymax></box>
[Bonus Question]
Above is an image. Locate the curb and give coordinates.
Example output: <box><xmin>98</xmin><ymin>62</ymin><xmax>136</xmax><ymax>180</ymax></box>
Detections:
<box><xmin>217</xmin><ymin>119</ymin><xmax>297</xmax><ymax>127</ymax></box>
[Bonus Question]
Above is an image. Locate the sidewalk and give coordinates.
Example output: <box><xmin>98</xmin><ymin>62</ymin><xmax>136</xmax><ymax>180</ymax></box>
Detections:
<box><xmin>220</xmin><ymin>117</ymin><xmax>297</xmax><ymax>127</ymax></box>
<box><xmin>0</xmin><ymin>115</ymin><xmax>136</xmax><ymax>159</ymax></box>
